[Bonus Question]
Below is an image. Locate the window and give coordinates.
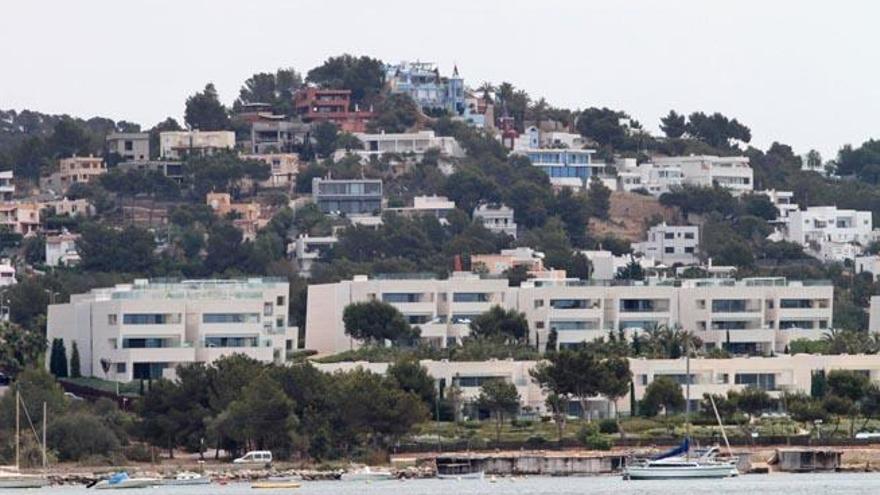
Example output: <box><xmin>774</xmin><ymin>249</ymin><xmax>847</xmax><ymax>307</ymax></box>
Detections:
<box><xmin>286</xmin><ymin>339</ymin><xmax>293</xmax><ymax>350</ymax></box>
<box><xmin>204</xmin><ymin>336</ymin><xmax>259</xmax><ymax>348</ymax></box>
<box><xmin>276</xmin><ymin>317</ymin><xmax>284</xmax><ymax>329</ymax></box>
<box><xmin>107</xmin><ymin>314</ymin><xmax>118</xmax><ymax>325</ymax></box>
<box><xmin>735</xmin><ymin>373</ymin><xmax>776</xmax><ymax>391</ymax></box>
<box><xmin>550</xmin><ymin>320</ymin><xmax>595</xmax><ymax>331</ymax></box>
<box><xmin>383</xmin><ymin>293</ymin><xmax>422</xmax><ymax>303</ymax></box>
<box><xmin>780</xmin><ymin>299</ymin><xmax>814</xmax><ymax>309</ymax></box>
<box><xmin>124</xmin><ymin>140</ymin><xmax>133</xmax><ymax>151</ymax></box>
<box><xmin>534</xmin><ymin>300</ymin><xmax>545</xmax><ymax>309</ymax></box>
<box><xmin>550</xmin><ymin>299</ymin><xmax>591</xmax><ymax>310</ymax></box>
<box><xmin>407</xmin><ymin>314</ymin><xmax>431</xmax><ymax>324</ymax></box>
<box><xmin>122</xmin><ymin>338</ymin><xmax>170</xmax><ymax>348</ymax></box>
<box><xmin>684</xmin><ymin>247</ymin><xmax>695</xmax><ymax>253</ymax></box>
<box><xmin>453</xmin><ymin>292</ymin><xmax>490</xmax><ymax>303</ymax></box>
<box><xmin>620</xmin><ymin>299</ymin><xmax>668</xmax><ymax>312</ymax></box>
<box><xmin>202</xmin><ymin>313</ymin><xmax>260</xmax><ymax>324</ymax></box>
<box><xmin>122</xmin><ymin>313</ymin><xmax>181</xmax><ymax>325</ymax></box>
<box><xmin>116</xmin><ymin>363</ymin><xmax>126</xmax><ymax>373</ymax></box>
<box><xmin>276</xmin><ymin>296</ymin><xmax>285</xmax><ymax>306</ymax></box>
<box><xmin>263</xmin><ymin>302</ymin><xmax>273</xmax><ymax>316</ymax></box>
<box><xmin>684</xmin><ymin>232</ymin><xmax>695</xmax><ymax>240</ymax></box>
<box><xmin>664</xmin><ymin>247</ymin><xmax>675</xmax><ymax>254</ymax></box>
<box><xmin>711</xmin><ymin>299</ymin><xmax>749</xmax><ymax>313</ymax></box>
<box><xmin>456</xmin><ymin>376</ymin><xmax>502</xmax><ymax>388</ymax></box>
<box><xmin>664</xmin><ymin>232</ymin><xmax>675</xmax><ymax>239</ymax></box>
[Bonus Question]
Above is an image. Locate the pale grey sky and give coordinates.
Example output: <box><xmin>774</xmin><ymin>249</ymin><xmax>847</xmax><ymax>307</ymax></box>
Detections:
<box><xmin>1</xmin><ymin>0</ymin><xmax>877</xmax><ymax>159</ymax></box>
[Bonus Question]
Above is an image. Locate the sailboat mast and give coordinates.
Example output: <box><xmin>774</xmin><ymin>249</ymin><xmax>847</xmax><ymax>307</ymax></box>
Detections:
<box><xmin>685</xmin><ymin>346</ymin><xmax>691</xmax><ymax>459</ymax></box>
<box><xmin>42</xmin><ymin>402</ymin><xmax>47</xmax><ymax>469</ymax></box>
<box><xmin>15</xmin><ymin>389</ymin><xmax>20</xmax><ymax>470</ymax></box>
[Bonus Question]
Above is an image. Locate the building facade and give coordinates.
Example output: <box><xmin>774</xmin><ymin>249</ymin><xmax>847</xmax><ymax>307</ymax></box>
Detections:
<box><xmin>518</xmin><ymin>149</ymin><xmax>603</xmax><ymax>189</ymax></box>
<box><xmin>241</xmin><ymin>153</ymin><xmax>299</xmax><ymax>189</ymax></box>
<box><xmin>106</xmin><ymin>132</ymin><xmax>150</xmax><ymax>161</ymax></box>
<box><xmin>57</xmin><ymin>155</ymin><xmax>106</xmax><ymax>190</ymax></box>
<box><xmin>385</xmin><ymin>61</ymin><xmax>465</xmax><ymax>115</ymax></box>
<box><xmin>46</xmin><ymin>279</ymin><xmax>298</xmax><ymax>382</ymax></box>
<box><xmin>652</xmin><ymin>155</ymin><xmax>753</xmax><ymax>195</ymax></box>
<box><xmin>159</xmin><ymin>131</ymin><xmax>235</xmax><ymax>159</ymax></box>
<box><xmin>293</xmin><ymin>87</ymin><xmax>373</xmax><ymax>133</ymax></box>
<box><xmin>785</xmin><ymin>206</ymin><xmax>874</xmax><ymax>262</ymax></box>
<box><xmin>473</xmin><ymin>204</ymin><xmax>517</xmax><ymax>239</ymax></box>
<box><xmin>349</xmin><ymin>131</ymin><xmax>465</xmax><ymax>160</ymax></box>
<box><xmin>0</xmin><ymin>171</ymin><xmax>14</xmax><ymax>201</ymax></box>
<box><xmin>305</xmin><ymin>275</ymin><xmax>833</xmax><ymax>356</ymax></box>
<box><xmin>116</xmin><ymin>160</ymin><xmax>185</xmax><ymax>183</ymax></box>
<box><xmin>312</xmin><ymin>178</ymin><xmax>383</xmax><ymax>216</ymax></box>
<box><xmin>248</xmin><ymin>121</ymin><xmax>306</xmax><ymax>154</ymax></box>
<box><xmin>633</xmin><ymin>223</ymin><xmax>700</xmax><ymax>266</ymax></box>
<box><xmin>45</xmin><ymin>231</ymin><xmax>80</xmax><ymax>267</ymax></box>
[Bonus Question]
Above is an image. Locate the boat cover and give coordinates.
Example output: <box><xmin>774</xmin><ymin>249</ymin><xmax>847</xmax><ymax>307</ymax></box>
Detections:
<box><xmin>652</xmin><ymin>438</ymin><xmax>689</xmax><ymax>460</ymax></box>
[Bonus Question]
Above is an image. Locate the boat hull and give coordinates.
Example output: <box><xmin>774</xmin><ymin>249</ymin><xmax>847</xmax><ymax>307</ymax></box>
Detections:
<box><xmin>95</xmin><ymin>478</ymin><xmax>158</xmax><ymax>489</ymax></box>
<box><xmin>340</xmin><ymin>473</ymin><xmax>395</xmax><ymax>482</ymax></box>
<box><xmin>437</xmin><ymin>471</ymin><xmax>485</xmax><ymax>480</ymax></box>
<box><xmin>162</xmin><ymin>477</ymin><xmax>211</xmax><ymax>486</ymax></box>
<box><xmin>252</xmin><ymin>481</ymin><xmax>301</xmax><ymax>489</ymax></box>
<box><xmin>624</xmin><ymin>464</ymin><xmax>738</xmax><ymax>480</ymax></box>
<box><xmin>0</xmin><ymin>477</ymin><xmax>50</xmax><ymax>488</ymax></box>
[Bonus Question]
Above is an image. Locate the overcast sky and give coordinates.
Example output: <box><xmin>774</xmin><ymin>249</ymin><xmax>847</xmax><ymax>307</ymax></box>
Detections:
<box><xmin>1</xmin><ymin>0</ymin><xmax>877</xmax><ymax>158</ymax></box>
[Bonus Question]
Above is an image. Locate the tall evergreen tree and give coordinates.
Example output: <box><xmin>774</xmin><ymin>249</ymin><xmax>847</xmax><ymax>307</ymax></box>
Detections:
<box><xmin>49</xmin><ymin>338</ymin><xmax>68</xmax><ymax>378</ymax></box>
<box><xmin>69</xmin><ymin>342</ymin><xmax>81</xmax><ymax>378</ymax></box>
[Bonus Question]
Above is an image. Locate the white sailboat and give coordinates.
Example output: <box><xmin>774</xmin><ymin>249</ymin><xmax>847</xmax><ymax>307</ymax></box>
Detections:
<box><xmin>623</xmin><ymin>347</ymin><xmax>739</xmax><ymax>481</ymax></box>
<box><xmin>0</xmin><ymin>390</ymin><xmax>50</xmax><ymax>489</ymax></box>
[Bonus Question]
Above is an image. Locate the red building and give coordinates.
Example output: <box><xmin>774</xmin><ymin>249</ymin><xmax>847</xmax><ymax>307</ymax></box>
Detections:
<box><xmin>293</xmin><ymin>87</ymin><xmax>374</xmax><ymax>132</ymax></box>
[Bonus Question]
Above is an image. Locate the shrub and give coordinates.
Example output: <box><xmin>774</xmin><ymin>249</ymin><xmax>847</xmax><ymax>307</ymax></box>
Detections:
<box><xmin>511</xmin><ymin>419</ymin><xmax>534</xmax><ymax>429</ymax></box>
<box><xmin>124</xmin><ymin>443</ymin><xmax>153</xmax><ymax>463</ymax></box>
<box><xmin>525</xmin><ymin>435</ymin><xmax>547</xmax><ymax>447</ymax></box>
<box><xmin>48</xmin><ymin>413</ymin><xmax>121</xmax><ymax>461</ymax></box>
<box><xmin>598</xmin><ymin>419</ymin><xmax>619</xmax><ymax>434</ymax></box>
<box><xmin>584</xmin><ymin>434</ymin><xmax>612</xmax><ymax>451</ymax></box>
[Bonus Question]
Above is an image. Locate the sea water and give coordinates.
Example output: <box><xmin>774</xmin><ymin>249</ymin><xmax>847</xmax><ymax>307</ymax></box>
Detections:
<box><xmin>25</xmin><ymin>473</ymin><xmax>880</xmax><ymax>495</ymax></box>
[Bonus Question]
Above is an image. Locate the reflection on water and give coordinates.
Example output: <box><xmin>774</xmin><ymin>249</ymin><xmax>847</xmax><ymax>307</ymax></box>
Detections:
<box><xmin>34</xmin><ymin>473</ymin><xmax>880</xmax><ymax>495</ymax></box>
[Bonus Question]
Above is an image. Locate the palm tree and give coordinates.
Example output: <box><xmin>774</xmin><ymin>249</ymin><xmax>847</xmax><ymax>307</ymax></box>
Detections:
<box><xmin>477</xmin><ymin>82</ymin><xmax>495</xmax><ymax>102</ymax></box>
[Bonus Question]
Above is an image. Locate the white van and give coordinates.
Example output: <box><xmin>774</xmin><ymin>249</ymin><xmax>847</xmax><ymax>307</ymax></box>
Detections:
<box><xmin>233</xmin><ymin>451</ymin><xmax>273</xmax><ymax>464</ymax></box>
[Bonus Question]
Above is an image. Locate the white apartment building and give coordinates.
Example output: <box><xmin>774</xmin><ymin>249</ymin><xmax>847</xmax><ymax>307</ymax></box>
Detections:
<box><xmin>159</xmin><ymin>131</ymin><xmax>236</xmax><ymax>159</ymax></box>
<box><xmin>633</xmin><ymin>223</ymin><xmax>700</xmax><ymax>266</ymax></box>
<box><xmin>785</xmin><ymin>206</ymin><xmax>874</xmax><ymax>262</ymax></box>
<box><xmin>347</xmin><ymin>131</ymin><xmax>465</xmax><ymax>160</ymax></box>
<box><xmin>306</xmin><ymin>273</ymin><xmax>510</xmax><ymax>353</ymax></box>
<box><xmin>629</xmin><ymin>162</ymin><xmax>684</xmax><ymax>196</ymax></box>
<box><xmin>0</xmin><ymin>171</ymin><xmax>14</xmax><ymax>201</ymax></box>
<box><xmin>580</xmin><ymin>251</ymin><xmax>653</xmax><ymax>281</ymax></box>
<box><xmin>45</xmin><ymin>231</ymin><xmax>80</xmax><ymax>267</ymax></box>
<box><xmin>652</xmin><ymin>155</ymin><xmax>753</xmax><ymax>195</ymax></box>
<box><xmin>0</xmin><ymin>259</ymin><xmax>15</xmax><ymax>287</ymax></box>
<box><xmin>305</xmin><ymin>275</ymin><xmax>833</xmax><ymax>356</ymax></box>
<box><xmin>106</xmin><ymin>132</ymin><xmax>150</xmax><ymax>161</ymax></box>
<box><xmin>473</xmin><ymin>203</ymin><xmax>517</xmax><ymax>239</ymax></box>
<box><xmin>46</xmin><ymin>279</ymin><xmax>298</xmax><ymax>382</ymax></box>
<box><xmin>755</xmin><ymin>189</ymin><xmax>798</xmax><ymax>225</ymax></box>
<box><xmin>870</xmin><ymin>296</ymin><xmax>880</xmax><ymax>334</ymax></box>
<box><xmin>316</xmin><ymin>354</ymin><xmax>880</xmax><ymax>418</ymax></box>
<box><xmin>289</xmin><ymin>234</ymin><xmax>338</xmax><ymax>278</ymax></box>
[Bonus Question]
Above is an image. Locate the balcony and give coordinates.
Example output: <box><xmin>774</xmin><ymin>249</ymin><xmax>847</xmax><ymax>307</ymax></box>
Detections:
<box><xmin>112</xmin><ymin>344</ymin><xmax>196</xmax><ymax>364</ymax></box>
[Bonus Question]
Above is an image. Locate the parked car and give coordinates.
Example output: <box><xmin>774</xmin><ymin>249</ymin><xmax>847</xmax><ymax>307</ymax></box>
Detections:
<box><xmin>855</xmin><ymin>431</ymin><xmax>880</xmax><ymax>440</ymax></box>
<box><xmin>233</xmin><ymin>451</ymin><xmax>272</xmax><ymax>464</ymax></box>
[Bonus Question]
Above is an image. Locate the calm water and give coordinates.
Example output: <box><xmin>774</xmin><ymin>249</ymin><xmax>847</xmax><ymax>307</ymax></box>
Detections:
<box><xmin>28</xmin><ymin>473</ymin><xmax>880</xmax><ymax>495</ymax></box>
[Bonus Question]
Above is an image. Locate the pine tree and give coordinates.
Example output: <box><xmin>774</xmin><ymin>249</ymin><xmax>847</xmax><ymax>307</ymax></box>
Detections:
<box><xmin>69</xmin><ymin>341</ymin><xmax>82</xmax><ymax>378</ymax></box>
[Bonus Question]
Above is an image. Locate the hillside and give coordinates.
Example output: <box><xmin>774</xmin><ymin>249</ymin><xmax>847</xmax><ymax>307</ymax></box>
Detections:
<box><xmin>589</xmin><ymin>191</ymin><xmax>679</xmax><ymax>243</ymax></box>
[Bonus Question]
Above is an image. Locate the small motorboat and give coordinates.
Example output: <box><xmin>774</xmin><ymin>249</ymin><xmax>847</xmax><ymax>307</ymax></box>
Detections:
<box><xmin>94</xmin><ymin>472</ymin><xmax>158</xmax><ymax>490</ymax></box>
<box><xmin>340</xmin><ymin>466</ymin><xmax>395</xmax><ymax>482</ymax></box>
<box><xmin>161</xmin><ymin>471</ymin><xmax>211</xmax><ymax>486</ymax></box>
<box><xmin>251</xmin><ymin>480</ymin><xmax>301</xmax><ymax>489</ymax></box>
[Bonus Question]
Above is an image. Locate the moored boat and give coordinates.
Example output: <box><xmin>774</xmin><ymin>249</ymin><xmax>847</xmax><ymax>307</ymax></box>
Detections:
<box><xmin>0</xmin><ymin>467</ymin><xmax>50</xmax><ymax>489</ymax></box>
<box><xmin>623</xmin><ymin>442</ymin><xmax>738</xmax><ymax>480</ymax></box>
<box><xmin>94</xmin><ymin>472</ymin><xmax>159</xmax><ymax>490</ymax></box>
<box><xmin>161</xmin><ymin>471</ymin><xmax>211</xmax><ymax>486</ymax></box>
<box><xmin>340</xmin><ymin>466</ymin><xmax>395</xmax><ymax>482</ymax></box>
<box><xmin>251</xmin><ymin>480</ymin><xmax>301</xmax><ymax>489</ymax></box>
<box><xmin>436</xmin><ymin>455</ymin><xmax>486</xmax><ymax>480</ymax></box>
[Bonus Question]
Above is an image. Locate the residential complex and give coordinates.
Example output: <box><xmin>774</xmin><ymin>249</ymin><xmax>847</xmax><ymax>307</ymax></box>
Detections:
<box><xmin>46</xmin><ymin>278</ymin><xmax>298</xmax><ymax>382</ymax></box>
<box><xmin>784</xmin><ymin>206</ymin><xmax>874</xmax><ymax>262</ymax></box>
<box><xmin>385</xmin><ymin>61</ymin><xmax>465</xmax><ymax>115</ymax></box>
<box><xmin>106</xmin><ymin>132</ymin><xmax>150</xmax><ymax>161</ymax></box>
<box><xmin>653</xmin><ymin>155</ymin><xmax>753</xmax><ymax>195</ymax></box>
<box><xmin>316</xmin><ymin>353</ymin><xmax>880</xmax><ymax>418</ymax></box>
<box><xmin>633</xmin><ymin>223</ymin><xmax>700</xmax><ymax>266</ymax></box>
<box><xmin>473</xmin><ymin>203</ymin><xmax>517</xmax><ymax>239</ymax></box>
<box><xmin>305</xmin><ymin>274</ymin><xmax>832</xmax><ymax>356</ymax></box>
<box><xmin>159</xmin><ymin>130</ymin><xmax>235</xmax><ymax>159</ymax></box>
<box><xmin>312</xmin><ymin>177</ymin><xmax>383</xmax><ymax>216</ymax></box>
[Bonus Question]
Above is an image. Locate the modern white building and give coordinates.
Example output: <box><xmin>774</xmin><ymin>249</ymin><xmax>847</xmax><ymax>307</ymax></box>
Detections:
<box><xmin>159</xmin><ymin>131</ymin><xmax>236</xmax><ymax>159</ymax></box>
<box><xmin>755</xmin><ymin>189</ymin><xmax>799</xmax><ymax>225</ymax></box>
<box><xmin>473</xmin><ymin>204</ymin><xmax>517</xmax><ymax>239</ymax></box>
<box><xmin>631</xmin><ymin>162</ymin><xmax>685</xmax><ymax>196</ymax></box>
<box><xmin>45</xmin><ymin>231</ymin><xmax>80</xmax><ymax>267</ymax></box>
<box><xmin>785</xmin><ymin>206</ymin><xmax>874</xmax><ymax>262</ymax></box>
<box><xmin>633</xmin><ymin>223</ymin><xmax>700</xmax><ymax>266</ymax></box>
<box><xmin>652</xmin><ymin>155</ymin><xmax>753</xmax><ymax>195</ymax></box>
<box><xmin>289</xmin><ymin>234</ymin><xmax>338</xmax><ymax>278</ymax></box>
<box><xmin>857</xmin><ymin>255</ymin><xmax>880</xmax><ymax>281</ymax></box>
<box><xmin>0</xmin><ymin>259</ymin><xmax>15</xmax><ymax>287</ymax></box>
<box><xmin>346</xmin><ymin>131</ymin><xmax>465</xmax><ymax>160</ymax></box>
<box><xmin>46</xmin><ymin>278</ymin><xmax>298</xmax><ymax>382</ymax></box>
<box><xmin>306</xmin><ymin>273</ymin><xmax>509</xmax><ymax>352</ymax></box>
<box><xmin>386</xmin><ymin>195</ymin><xmax>456</xmax><ymax>223</ymax></box>
<box><xmin>316</xmin><ymin>351</ymin><xmax>876</xmax><ymax>418</ymax></box>
<box><xmin>580</xmin><ymin>250</ymin><xmax>650</xmax><ymax>280</ymax></box>
<box><xmin>305</xmin><ymin>275</ymin><xmax>833</xmax><ymax>356</ymax></box>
